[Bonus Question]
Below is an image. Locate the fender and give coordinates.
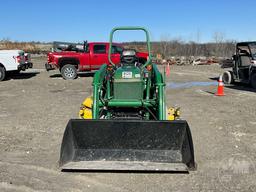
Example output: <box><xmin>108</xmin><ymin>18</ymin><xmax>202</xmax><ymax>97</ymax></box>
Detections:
<box><xmin>58</xmin><ymin>57</ymin><xmax>80</xmax><ymax>69</ymax></box>
<box><xmin>0</xmin><ymin>63</ymin><xmax>6</xmax><ymax>70</ymax></box>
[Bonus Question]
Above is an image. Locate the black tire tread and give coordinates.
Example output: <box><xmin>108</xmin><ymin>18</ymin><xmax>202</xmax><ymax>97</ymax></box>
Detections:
<box><xmin>0</xmin><ymin>66</ymin><xmax>6</xmax><ymax>81</ymax></box>
<box><xmin>60</xmin><ymin>64</ymin><xmax>77</xmax><ymax>80</ymax></box>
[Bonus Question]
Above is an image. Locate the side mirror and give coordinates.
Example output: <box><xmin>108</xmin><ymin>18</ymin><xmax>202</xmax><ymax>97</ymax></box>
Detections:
<box><xmin>83</xmin><ymin>41</ymin><xmax>88</xmax><ymax>52</ymax></box>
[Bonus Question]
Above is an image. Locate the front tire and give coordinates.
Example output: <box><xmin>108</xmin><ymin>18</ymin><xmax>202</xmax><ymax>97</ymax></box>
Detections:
<box><xmin>0</xmin><ymin>66</ymin><xmax>6</xmax><ymax>81</ymax></box>
<box><xmin>61</xmin><ymin>64</ymin><xmax>77</xmax><ymax>80</ymax></box>
<box><xmin>222</xmin><ymin>71</ymin><xmax>233</xmax><ymax>84</ymax></box>
<box><xmin>251</xmin><ymin>73</ymin><xmax>256</xmax><ymax>89</ymax></box>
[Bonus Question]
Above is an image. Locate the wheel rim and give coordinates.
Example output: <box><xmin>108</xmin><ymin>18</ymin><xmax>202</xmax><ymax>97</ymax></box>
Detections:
<box><xmin>64</xmin><ymin>67</ymin><xmax>75</xmax><ymax>78</ymax></box>
<box><xmin>0</xmin><ymin>70</ymin><xmax>2</xmax><ymax>79</ymax></box>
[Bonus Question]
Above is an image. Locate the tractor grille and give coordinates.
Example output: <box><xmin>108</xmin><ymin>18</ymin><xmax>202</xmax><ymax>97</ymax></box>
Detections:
<box><xmin>113</xmin><ymin>81</ymin><xmax>143</xmax><ymax>100</ymax></box>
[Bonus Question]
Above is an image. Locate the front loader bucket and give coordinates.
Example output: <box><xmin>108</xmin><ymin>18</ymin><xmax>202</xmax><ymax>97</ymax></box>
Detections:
<box><xmin>59</xmin><ymin>119</ymin><xmax>196</xmax><ymax>172</ymax></box>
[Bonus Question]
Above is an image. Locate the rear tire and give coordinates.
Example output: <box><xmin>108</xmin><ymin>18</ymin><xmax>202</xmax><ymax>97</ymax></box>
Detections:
<box><xmin>0</xmin><ymin>66</ymin><xmax>6</xmax><ymax>81</ymax></box>
<box><xmin>222</xmin><ymin>71</ymin><xmax>233</xmax><ymax>84</ymax></box>
<box><xmin>251</xmin><ymin>73</ymin><xmax>256</xmax><ymax>89</ymax></box>
<box><xmin>61</xmin><ymin>64</ymin><xmax>77</xmax><ymax>80</ymax></box>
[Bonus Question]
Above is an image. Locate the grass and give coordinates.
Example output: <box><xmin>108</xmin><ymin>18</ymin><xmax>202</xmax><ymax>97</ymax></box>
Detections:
<box><xmin>0</xmin><ymin>41</ymin><xmax>50</xmax><ymax>54</ymax></box>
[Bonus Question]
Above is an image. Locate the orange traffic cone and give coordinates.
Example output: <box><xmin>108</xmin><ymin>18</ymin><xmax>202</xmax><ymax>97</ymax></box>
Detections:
<box><xmin>215</xmin><ymin>75</ymin><xmax>225</xmax><ymax>96</ymax></box>
<box><xmin>166</xmin><ymin>62</ymin><xmax>170</xmax><ymax>77</ymax></box>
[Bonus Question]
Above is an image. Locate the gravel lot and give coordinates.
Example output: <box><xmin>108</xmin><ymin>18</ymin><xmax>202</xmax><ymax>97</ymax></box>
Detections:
<box><xmin>0</xmin><ymin>56</ymin><xmax>255</xmax><ymax>192</ymax></box>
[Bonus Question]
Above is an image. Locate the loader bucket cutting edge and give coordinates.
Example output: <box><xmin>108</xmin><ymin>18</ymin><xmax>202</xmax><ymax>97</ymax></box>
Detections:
<box><xmin>59</xmin><ymin>119</ymin><xmax>195</xmax><ymax>172</ymax></box>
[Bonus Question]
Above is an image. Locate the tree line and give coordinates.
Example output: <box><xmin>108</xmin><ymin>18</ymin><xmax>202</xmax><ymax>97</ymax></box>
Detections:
<box><xmin>125</xmin><ymin>40</ymin><xmax>236</xmax><ymax>59</ymax></box>
<box><xmin>1</xmin><ymin>38</ymin><xmax>236</xmax><ymax>58</ymax></box>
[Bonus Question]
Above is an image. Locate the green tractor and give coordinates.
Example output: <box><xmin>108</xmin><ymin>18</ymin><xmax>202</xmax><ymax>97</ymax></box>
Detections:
<box><xmin>59</xmin><ymin>27</ymin><xmax>196</xmax><ymax>172</ymax></box>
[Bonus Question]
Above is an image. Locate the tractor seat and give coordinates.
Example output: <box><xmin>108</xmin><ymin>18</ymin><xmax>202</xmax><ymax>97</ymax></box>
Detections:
<box><xmin>121</xmin><ymin>49</ymin><xmax>138</xmax><ymax>65</ymax></box>
<box><xmin>240</xmin><ymin>55</ymin><xmax>251</xmax><ymax>67</ymax></box>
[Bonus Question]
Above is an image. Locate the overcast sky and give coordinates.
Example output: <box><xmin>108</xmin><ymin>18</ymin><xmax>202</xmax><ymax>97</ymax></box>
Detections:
<box><xmin>1</xmin><ymin>0</ymin><xmax>256</xmax><ymax>43</ymax></box>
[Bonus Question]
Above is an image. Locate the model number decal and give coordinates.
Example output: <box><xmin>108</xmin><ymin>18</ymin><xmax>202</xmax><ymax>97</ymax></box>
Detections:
<box><xmin>122</xmin><ymin>71</ymin><xmax>132</xmax><ymax>78</ymax></box>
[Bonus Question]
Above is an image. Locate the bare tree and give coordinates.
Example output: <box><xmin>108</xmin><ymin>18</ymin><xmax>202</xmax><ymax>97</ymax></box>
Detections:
<box><xmin>159</xmin><ymin>34</ymin><xmax>171</xmax><ymax>59</ymax></box>
<box><xmin>213</xmin><ymin>31</ymin><xmax>225</xmax><ymax>57</ymax></box>
<box><xmin>124</xmin><ymin>34</ymin><xmax>235</xmax><ymax>60</ymax></box>
<box><xmin>213</xmin><ymin>31</ymin><xmax>225</xmax><ymax>43</ymax></box>
<box><xmin>196</xmin><ymin>29</ymin><xmax>201</xmax><ymax>43</ymax></box>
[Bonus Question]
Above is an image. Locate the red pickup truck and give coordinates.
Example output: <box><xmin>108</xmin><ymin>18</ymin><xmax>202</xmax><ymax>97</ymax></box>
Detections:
<box><xmin>45</xmin><ymin>42</ymin><xmax>148</xmax><ymax>79</ymax></box>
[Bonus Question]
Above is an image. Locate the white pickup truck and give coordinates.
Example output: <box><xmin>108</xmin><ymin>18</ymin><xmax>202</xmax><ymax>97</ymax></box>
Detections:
<box><xmin>0</xmin><ymin>50</ymin><xmax>33</xmax><ymax>81</ymax></box>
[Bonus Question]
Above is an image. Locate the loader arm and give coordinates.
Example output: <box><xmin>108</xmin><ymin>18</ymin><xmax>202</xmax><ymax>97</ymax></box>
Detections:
<box><xmin>92</xmin><ymin>64</ymin><xmax>107</xmax><ymax>119</ymax></box>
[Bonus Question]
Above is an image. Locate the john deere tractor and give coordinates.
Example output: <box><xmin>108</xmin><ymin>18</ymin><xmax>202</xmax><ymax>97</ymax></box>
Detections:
<box><xmin>59</xmin><ymin>27</ymin><xmax>195</xmax><ymax>172</ymax></box>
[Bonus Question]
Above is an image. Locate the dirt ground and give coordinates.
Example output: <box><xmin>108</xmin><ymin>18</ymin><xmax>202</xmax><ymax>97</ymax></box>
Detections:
<box><xmin>0</xmin><ymin>56</ymin><xmax>255</xmax><ymax>192</ymax></box>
